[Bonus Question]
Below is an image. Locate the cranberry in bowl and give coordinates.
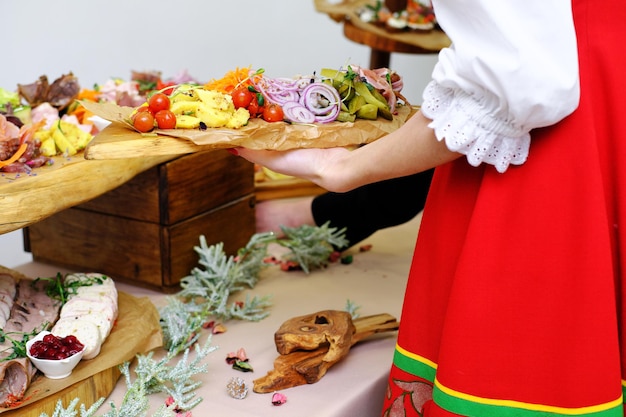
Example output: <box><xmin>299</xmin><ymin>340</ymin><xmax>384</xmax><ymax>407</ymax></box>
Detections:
<box><xmin>26</xmin><ymin>331</ymin><xmax>85</xmax><ymax>379</ymax></box>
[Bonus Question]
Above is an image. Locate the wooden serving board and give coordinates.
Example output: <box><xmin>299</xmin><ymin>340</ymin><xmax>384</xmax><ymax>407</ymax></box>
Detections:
<box><xmin>0</xmin><ymin>274</ymin><xmax>163</xmax><ymax>416</ymax></box>
<box><xmin>0</xmin><ymin>153</ymin><xmax>174</xmax><ymax>235</ymax></box>
<box><xmin>81</xmin><ymin>102</ymin><xmax>416</xmax><ymax>160</ymax></box>
<box><xmin>2</xmin><ymin>366</ymin><xmax>122</xmax><ymax>417</ymax></box>
<box><xmin>255</xmin><ymin>177</ymin><xmax>326</xmax><ymax>201</ymax></box>
<box><xmin>83</xmin><ymin>123</ymin><xmax>210</xmax><ymax>160</ymax></box>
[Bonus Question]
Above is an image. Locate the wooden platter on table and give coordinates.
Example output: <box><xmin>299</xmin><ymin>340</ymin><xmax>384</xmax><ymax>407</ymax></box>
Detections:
<box><xmin>0</xmin><ymin>267</ymin><xmax>163</xmax><ymax>416</ymax></box>
<box><xmin>0</xmin><ymin>153</ymin><xmax>175</xmax><ymax>235</ymax></box>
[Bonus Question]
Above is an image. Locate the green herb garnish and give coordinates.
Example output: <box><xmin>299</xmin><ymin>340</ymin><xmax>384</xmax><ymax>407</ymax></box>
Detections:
<box><xmin>0</xmin><ymin>323</ymin><xmax>49</xmax><ymax>362</ymax></box>
<box><xmin>33</xmin><ymin>272</ymin><xmax>105</xmax><ymax>305</ymax></box>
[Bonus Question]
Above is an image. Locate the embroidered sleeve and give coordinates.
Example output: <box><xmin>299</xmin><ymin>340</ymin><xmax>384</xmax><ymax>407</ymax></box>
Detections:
<box><xmin>422</xmin><ymin>81</ymin><xmax>530</xmax><ymax>173</ymax></box>
<box><xmin>424</xmin><ymin>0</ymin><xmax>580</xmax><ymax>173</ymax></box>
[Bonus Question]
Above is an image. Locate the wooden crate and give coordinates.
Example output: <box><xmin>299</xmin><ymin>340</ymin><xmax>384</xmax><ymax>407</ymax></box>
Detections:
<box><xmin>24</xmin><ymin>150</ymin><xmax>256</xmax><ymax>291</ymax></box>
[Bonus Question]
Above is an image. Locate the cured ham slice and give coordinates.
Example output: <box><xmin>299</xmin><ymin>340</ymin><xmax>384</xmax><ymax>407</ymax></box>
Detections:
<box><xmin>0</xmin><ymin>276</ymin><xmax>60</xmax><ymax>407</ymax></box>
<box><xmin>0</xmin><ymin>274</ymin><xmax>16</xmax><ymax>329</ymax></box>
<box><xmin>0</xmin><ymin>358</ymin><xmax>36</xmax><ymax>407</ymax></box>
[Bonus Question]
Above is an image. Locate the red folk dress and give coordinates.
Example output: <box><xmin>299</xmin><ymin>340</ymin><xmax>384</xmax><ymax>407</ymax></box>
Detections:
<box><xmin>381</xmin><ymin>0</ymin><xmax>626</xmax><ymax>416</ymax></box>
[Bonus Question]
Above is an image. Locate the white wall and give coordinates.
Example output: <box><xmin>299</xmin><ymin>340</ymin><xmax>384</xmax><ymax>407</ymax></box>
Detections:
<box><xmin>2</xmin><ymin>0</ymin><xmax>436</xmax><ymax>103</ymax></box>
<box><xmin>0</xmin><ymin>0</ymin><xmax>438</xmax><ymax>268</ymax></box>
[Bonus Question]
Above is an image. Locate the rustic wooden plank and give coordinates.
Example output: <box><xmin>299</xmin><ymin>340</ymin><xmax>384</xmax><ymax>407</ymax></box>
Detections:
<box><xmin>83</xmin><ymin>123</ymin><xmax>208</xmax><ymax>160</ymax></box>
<box><xmin>0</xmin><ymin>154</ymin><xmax>174</xmax><ymax>235</ymax></box>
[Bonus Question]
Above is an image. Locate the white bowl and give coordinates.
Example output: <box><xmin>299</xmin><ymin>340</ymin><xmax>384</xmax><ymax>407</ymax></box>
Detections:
<box><xmin>26</xmin><ymin>331</ymin><xmax>84</xmax><ymax>379</ymax></box>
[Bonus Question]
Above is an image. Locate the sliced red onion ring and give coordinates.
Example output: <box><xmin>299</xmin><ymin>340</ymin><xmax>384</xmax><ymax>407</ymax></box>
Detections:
<box><xmin>299</xmin><ymin>82</ymin><xmax>341</xmax><ymax>122</ymax></box>
<box><xmin>282</xmin><ymin>101</ymin><xmax>316</xmax><ymax>123</ymax></box>
<box><xmin>251</xmin><ymin>75</ymin><xmax>342</xmax><ymax>123</ymax></box>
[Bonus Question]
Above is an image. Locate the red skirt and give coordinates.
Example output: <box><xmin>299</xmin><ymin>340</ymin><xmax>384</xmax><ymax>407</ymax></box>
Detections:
<box><xmin>381</xmin><ymin>0</ymin><xmax>626</xmax><ymax>416</ymax></box>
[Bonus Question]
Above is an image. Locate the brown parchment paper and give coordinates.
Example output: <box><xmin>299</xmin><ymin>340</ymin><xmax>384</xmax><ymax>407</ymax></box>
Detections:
<box><xmin>0</xmin><ymin>283</ymin><xmax>163</xmax><ymax>413</ymax></box>
<box><xmin>81</xmin><ymin>101</ymin><xmax>417</xmax><ymax>160</ymax></box>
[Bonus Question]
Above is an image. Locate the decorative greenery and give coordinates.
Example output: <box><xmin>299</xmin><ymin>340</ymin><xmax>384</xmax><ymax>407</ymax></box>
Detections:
<box><xmin>0</xmin><ymin>323</ymin><xmax>49</xmax><ymax>361</ymax></box>
<box><xmin>161</xmin><ymin>223</ymin><xmax>347</xmax><ymax>354</ymax></box>
<box><xmin>345</xmin><ymin>299</ymin><xmax>361</xmax><ymax>319</ymax></box>
<box><xmin>39</xmin><ymin>337</ymin><xmax>215</xmax><ymax>417</ymax></box>
<box><xmin>34</xmin><ymin>272</ymin><xmax>106</xmax><ymax>305</ymax></box>
<box><xmin>276</xmin><ymin>223</ymin><xmax>348</xmax><ymax>273</ymax></box>
<box><xmin>36</xmin><ymin>222</ymin><xmax>348</xmax><ymax>417</ymax></box>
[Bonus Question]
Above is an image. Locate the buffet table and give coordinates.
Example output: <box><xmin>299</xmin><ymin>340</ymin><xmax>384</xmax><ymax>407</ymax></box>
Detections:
<box><xmin>12</xmin><ymin>213</ymin><xmax>421</xmax><ymax>417</ymax></box>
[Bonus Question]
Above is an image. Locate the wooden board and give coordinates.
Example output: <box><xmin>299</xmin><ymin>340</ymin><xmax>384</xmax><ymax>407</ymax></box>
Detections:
<box><xmin>83</xmin><ymin>123</ymin><xmax>209</xmax><ymax>159</ymax></box>
<box><xmin>2</xmin><ymin>366</ymin><xmax>122</xmax><ymax>417</ymax></box>
<box><xmin>0</xmin><ymin>290</ymin><xmax>162</xmax><ymax>415</ymax></box>
<box><xmin>0</xmin><ymin>153</ymin><xmax>175</xmax><ymax>235</ymax></box>
<box><xmin>255</xmin><ymin>178</ymin><xmax>326</xmax><ymax>201</ymax></box>
<box><xmin>81</xmin><ymin>102</ymin><xmax>416</xmax><ymax>160</ymax></box>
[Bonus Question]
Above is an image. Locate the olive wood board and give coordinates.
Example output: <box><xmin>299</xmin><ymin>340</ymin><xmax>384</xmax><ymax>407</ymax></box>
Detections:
<box><xmin>0</xmin><ymin>153</ymin><xmax>174</xmax><ymax>235</ymax></box>
<box><xmin>0</xmin><ymin>267</ymin><xmax>163</xmax><ymax>416</ymax></box>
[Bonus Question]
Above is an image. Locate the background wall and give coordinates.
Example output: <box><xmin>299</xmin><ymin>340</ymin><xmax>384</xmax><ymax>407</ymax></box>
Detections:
<box><xmin>1</xmin><ymin>0</ymin><xmax>438</xmax><ymax>268</ymax></box>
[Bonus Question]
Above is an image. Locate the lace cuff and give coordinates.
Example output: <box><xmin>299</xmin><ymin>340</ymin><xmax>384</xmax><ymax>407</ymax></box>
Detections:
<box><xmin>421</xmin><ymin>81</ymin><xmax>530</xmax><ymax>173</ymax></box>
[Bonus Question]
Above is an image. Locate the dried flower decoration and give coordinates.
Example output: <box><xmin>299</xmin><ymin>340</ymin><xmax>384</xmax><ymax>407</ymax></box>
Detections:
<box><xmin>271</xmin><ymin>392</ymin><xmax>287</xmax><ymax>406</ymax></box>
<box><xmin>359</xmin><ymin>244</ymin><xmax>373</xmax><ymax>252</ymax></box>
<box><xmin>226</xmin><ymin>347</ymin><xmax>248</xmax><ymax>364</ymax></box>
<box><xmin>227</xmin><ymin>347</ymin><xmax>254</xmax><ymax>372</ymax></box>
<box><xmin>233</xmin><ymin>360</ymin><xmax>254</xmax><ymax>372</ymax></box>
<box><xmin>212</xmin><ymin>323</ymin><xmax>227</xmax><ymax>334</ymax></box>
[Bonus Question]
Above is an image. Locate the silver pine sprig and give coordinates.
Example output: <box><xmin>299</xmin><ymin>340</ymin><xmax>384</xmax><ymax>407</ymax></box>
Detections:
<box><xmin>38</xmin><ymin>337</ymin><xmax>216</xmax><ymax>417</ymax></box>
<box><xmin>161</xmin><ymin>223</ymin><xmax>347</xmax><ymax>354</ymax></box>
<box><xmin>277</xmin><ymin>223</ymin><xmax>349</xmax><ymax>273</ymax></box>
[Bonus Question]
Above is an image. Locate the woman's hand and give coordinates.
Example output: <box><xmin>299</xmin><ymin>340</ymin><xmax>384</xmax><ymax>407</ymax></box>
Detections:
<box><xmin>232</xmin><ymin>110</ymin><xmax>460</xmax><ymax>193</ymax></box>
<box><xmin>233</xmin><ymin>146</ymin><xmax>353</xmax><ymax>191</ymax></box>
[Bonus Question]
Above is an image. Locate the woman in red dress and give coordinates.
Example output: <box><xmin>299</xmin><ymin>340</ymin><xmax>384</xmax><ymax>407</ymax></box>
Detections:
<box><xmin>235</xmin><ymin>0</ymin><xmax>626</xmax><ymax>415</ymax></box>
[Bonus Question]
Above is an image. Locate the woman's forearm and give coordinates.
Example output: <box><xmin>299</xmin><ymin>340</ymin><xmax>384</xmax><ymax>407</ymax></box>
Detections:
<box><xmin>312</xmin><ymin>111</ymin><xmax>460</xmax><ymax>192</ymax></box>
<box><xmin>235</xmin><ymin>110</ymin><xmax>460</xmax><ymax>193</ymax></box>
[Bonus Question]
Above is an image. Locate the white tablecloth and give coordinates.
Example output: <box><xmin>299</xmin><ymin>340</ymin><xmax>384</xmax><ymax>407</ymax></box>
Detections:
<box><xmin>14</xmin><ymin>213</ymin><xmax>421</xmax><ymax>417</ymax></box>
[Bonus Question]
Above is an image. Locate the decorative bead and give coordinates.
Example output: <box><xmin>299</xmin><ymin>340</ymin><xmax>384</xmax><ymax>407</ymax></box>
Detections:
<box><xmin>226</xmin><ymin>377</ymin><xmax>248</xmax><ymax>399</ymax></box>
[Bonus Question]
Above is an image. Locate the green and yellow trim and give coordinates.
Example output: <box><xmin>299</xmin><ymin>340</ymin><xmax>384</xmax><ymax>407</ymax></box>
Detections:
<box><xmin>393</xmin><ymin>343</ymin><xmax>437</xmax><ymax>383</ymax></box>
<box><xmin>434</xmin><ymin>379</ymin><xmax>623</xmax><ymax>417</ymax></box>
<box><xmin>393</xmin><ymin>343</ymin><xmax>624</xmax><ymax>417</ymax></box>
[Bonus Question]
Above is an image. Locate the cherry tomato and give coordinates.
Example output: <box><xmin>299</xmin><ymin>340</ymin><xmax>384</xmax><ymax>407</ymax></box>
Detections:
<box><xmin>248</xmin><ymin>95</ymin><xmax>264</xmax><ymax>118</ymax></box>
<box><xmin>148</xmin><ymin>93</ymin><xmax>170</xmax><ymax>114</ymax></box>
<box><xmin>263</xmin><ymin>103</ymin><xmax>284</xmax><ymax>123</ymax></box>
<box><xmin>155</xmin><ymin>109</ymin><xmax>177</xmax><ymax>129</ymax></box>
<box><xmin>157</xmin><ymin>80</ymin><xmax>176</xmax><ymax>95</ymax></box>
<box><xmin>133</xmin><ymin>111</ymin><xmax>155</xmax><ymax>132</ymax></box>
<box><xmin>231</xmin><ymin>87</ymin><xmax>253</xmax><ymax>109</ymax></box>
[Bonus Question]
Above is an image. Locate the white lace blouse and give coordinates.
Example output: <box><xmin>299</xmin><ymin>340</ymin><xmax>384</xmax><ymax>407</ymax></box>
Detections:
<box><xmin>421</xmin><ymin>1</ymin><xmax>580</xmax><ymax>173</ymax></box>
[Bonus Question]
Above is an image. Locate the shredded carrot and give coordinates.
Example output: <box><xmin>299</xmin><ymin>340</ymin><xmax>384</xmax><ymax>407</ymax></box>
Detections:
<box><xmin>0</xmin><ymin>142</ymin><xmax>28</xmax><ymax>168</ymax></box>
<box><xmin>204</xmin><ymin>66</ymin><xmax>257</xmax><ymax>93</ymax></box>
<box><xmin>68</xmin><ymin>105</ymin><xmax>95</xmax><ymax>125</ymax></box>
<box><xmin>76</xmin><ymin>88</ymin><xmax>100</xmax><ymax>102</ymax></box>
